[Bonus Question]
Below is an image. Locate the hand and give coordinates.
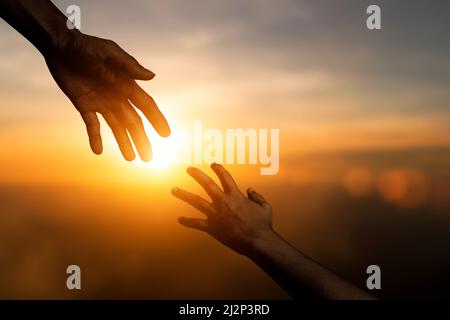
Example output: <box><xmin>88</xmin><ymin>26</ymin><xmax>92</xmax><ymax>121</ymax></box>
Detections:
<box><xmin>44</xmin><ymin>31</ymin><xmax>170</xmax><ymax>161</ymax></box>
<box><xmin>172</xmin><ymin>163</ymin><xmax>274</xmax><ymax>255</ymax></box>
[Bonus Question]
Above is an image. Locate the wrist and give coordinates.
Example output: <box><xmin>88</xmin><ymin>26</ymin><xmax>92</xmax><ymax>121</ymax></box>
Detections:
<box><xmin>45</xmin><ymin>25</ymin><xmax>82</xmax><ymax>57</ymax></box>
<box><xmin>29</xmin><ymin>3</ymin><xmax>83</xmax><ymax>57</ymax></box>
<box><xmin>247</xmin><ymin>230</ymin><xmax>283</xmax><ymax>260</ymax></box>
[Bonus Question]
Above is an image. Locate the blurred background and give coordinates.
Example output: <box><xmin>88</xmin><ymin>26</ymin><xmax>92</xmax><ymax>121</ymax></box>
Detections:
<box><xmin>1</xmin><ymin>0</ymin><xmax>450</xmax><ymax>299</ymax></box>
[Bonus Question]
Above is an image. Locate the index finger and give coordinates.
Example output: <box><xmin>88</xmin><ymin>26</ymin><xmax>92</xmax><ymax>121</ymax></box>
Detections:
<box><xmin>129</xmin><ymin>82</ymin><xmax>170</xmax><ymax>137</ymax></box>
<box><xmin>187</xmin><ymin>167</ymin><xmax>224</xmax><ymax>201</ymax></box>
<box><xmin>211</xmin><ymin>163</ymin><xmax>239</xmax><ymax>193</ymax></box>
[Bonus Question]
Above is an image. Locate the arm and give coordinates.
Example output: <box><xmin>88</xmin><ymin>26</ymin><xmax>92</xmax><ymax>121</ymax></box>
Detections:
<box><xmin>172</xmin><ymin>163</ymin><xmax>375</xmax><ymax>300</ymax></box>
<box><xmin>0</xmin><ymin>0</ymin><xmax>69</xmax><ymax>55</ymax></box>
<box><xmin>249</xmin><ymin>229</ymin><xmax>375</xmax><ymax>299</ymax></box>
<box><xmin>0</xmin><ymin>0</ymin><xmax>170</xmax><ymax>161</ymax></box>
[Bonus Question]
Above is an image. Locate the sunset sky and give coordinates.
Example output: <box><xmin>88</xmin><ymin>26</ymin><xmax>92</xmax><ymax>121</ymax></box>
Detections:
<box><xmin>1</xmin><ymin>0</ymin><xmax>449</xmax><ymax>185</ymax></box>
<box><xmin>1</xmin><ymin>0</ymin><xmax>450</xmax><ymax>299</ymax></box>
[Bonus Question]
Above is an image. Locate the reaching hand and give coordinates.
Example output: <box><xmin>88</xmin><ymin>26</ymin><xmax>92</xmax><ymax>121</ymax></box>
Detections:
<box><xmin>45</xmin><ymin>32</ymin><xmax>170</xmax><ymax>161</ymax></box>
<box><xmin>172</xmin><ymin>164</ymin><xmax>376</xmax><ymax>300</ymax></box>
<box><xmin>172</xmin><ymin>163</ymin><xmax>274</xmax><ymax>255</ymax></box>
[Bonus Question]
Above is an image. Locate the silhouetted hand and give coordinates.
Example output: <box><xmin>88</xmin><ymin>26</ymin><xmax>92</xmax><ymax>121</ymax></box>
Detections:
<box><xmin>0</xmin><ymin>0</ymin><xmax>170</xmax><ymax>161</ymax></box>
<box><xmin>172</xmin><ymin>163</ymin><xmax>274</xmax><ymax>255</ymax></box>
<box><xmin>172</xmin><ymin>164</ymin><xmax>376</xmax><ymax>299</ymax></box>
<box><xmin>44</xmin><ymin>32</ymin><xmax>170</xmax><ymax>161</ymax></box>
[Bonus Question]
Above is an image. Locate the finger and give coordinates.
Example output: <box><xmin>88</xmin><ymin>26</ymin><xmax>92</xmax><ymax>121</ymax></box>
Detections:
<box><xmin>106</xmin><ymin>42</ymin><xmax>155</xmax><ymax>80</ymax></box>
<box><xmin>178</xmin><ymin>217</ymin><xmax>208</xmax><ymax>232</ymax></box>
<box><xmin>129</xmin><ymin>82</ymin><xmax>170</xmax><ymax>137</ymax></box>
<box><xmin>119</xmin><ymin>102</ymin><xmax>152</xmax><ymax>161</ymax></box>
<box><xmin>80</xmin><ymin>112</ymin><xmax>102</xmax><ymax>155</ymax></box>
<box><xmin>187</xmin><ymin>167</ymin><xmax>224</xmax><ymax>201</ymax></box>
<box><xmin>247</xmin><ymin>188</ymin><xmax>270</xmax><ymax>208</ymax></box>
<box><xmin>102</xmin><ymin>111</ymin><xmax>135</xmax><ymax>161</ymax></box>
<box><xmin>171</xmin><ymin>187</ymin><xmax>215</xmax><ymax>216</ymax></box>
<box><xmin>211</xmin><ymin>163</ymin><xmax>239</xmax><ymax>193</ymax></box>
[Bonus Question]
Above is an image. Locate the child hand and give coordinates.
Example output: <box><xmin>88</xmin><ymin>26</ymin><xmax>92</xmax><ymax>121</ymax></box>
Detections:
<box><xmin>172</xmin><ymin>163</ymin><xmax>274</xmax><ymax>255</ymax></box>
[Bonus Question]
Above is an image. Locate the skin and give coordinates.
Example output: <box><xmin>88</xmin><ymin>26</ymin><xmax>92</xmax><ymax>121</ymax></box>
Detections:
<box><xmin>0</xmin><ymin>0</ymin><xmax>170</xmax><ymax>161</ymax></box>
<box><xmin>172</xmin><ymin>163</ymin><xmax>376</xmax><ymax>300</ymax></box>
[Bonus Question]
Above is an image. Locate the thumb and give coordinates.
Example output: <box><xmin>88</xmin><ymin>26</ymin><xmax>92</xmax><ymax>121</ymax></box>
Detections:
<box><xmin>247</xmin><ymin>188</ymin><xmax>270</xmax><ymax>207</ymax></box>
<box><xmin>108</xmin><ymin>45</ymin><xmax>155</xmax><ymax>80</ymax></box>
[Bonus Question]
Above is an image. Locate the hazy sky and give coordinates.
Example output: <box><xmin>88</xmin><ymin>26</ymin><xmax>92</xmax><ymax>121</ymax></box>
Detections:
<box><xmin>1</xmin><ymin>0</ymin><xmax>450</xmax><ymax>182</ymax></box>
<box><xmin>1</xmin><ymin>1</ymin><xmax>450</xmax><ymax>299</ymax></box>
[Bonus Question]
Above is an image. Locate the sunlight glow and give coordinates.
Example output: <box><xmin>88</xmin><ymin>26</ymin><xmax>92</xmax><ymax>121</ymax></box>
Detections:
<box><xmin>139</xmin><ymin>129</ymin><xmax>191</xmax><ymax>171</ymax></box>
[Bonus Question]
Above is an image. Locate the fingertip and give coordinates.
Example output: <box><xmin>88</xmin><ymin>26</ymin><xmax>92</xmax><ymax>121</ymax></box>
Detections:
<box><xmin>87</xmin><ymin>126</ymin><xmax>102</xmax><ymax>155</ymax></box>
<box><xmin>146</xmin><ymin>69</ymin><xmax>155</xmax><ymax>79</ymax></box>
<box><xmin>90</xmin><ymin>140</ymin><xmax>103</xmax><ymax>155</ymax></box>
<box><xmin>124</xmin><ymin>152</ymin><xmax>136</xmax><ymax>162</ymax></box>
<box><xmin>212</xmin><ymin>163</ymin><xmax>226</xmax><ymax>171</ymax></box>
<box><xmin>155</xmin><ymin>119</ymin><xmax>171</xmax><ymax>137</ymax></box>
<box><xmin>159</xmin><ymin>125</ymin><xmax>171</xmax><ymax>137</ymax></box>
<box><xmin>122</xmin><ymin>144</ymin><xmax>136</xmax><ymax>161</ymax></box>
<box><xmin>140</xmin><ymin>149</ymin><xmax>153</xmax><ymax>162</ymax></box>
<box><xmin>136</xmin><ymin>67</ymin><xmax>155</xmax><ymax>80</ymax></box>
<box><xmin>171</xmin><ymin>187</ymin><xmax>179</xmax><ymax>195</ymax></box>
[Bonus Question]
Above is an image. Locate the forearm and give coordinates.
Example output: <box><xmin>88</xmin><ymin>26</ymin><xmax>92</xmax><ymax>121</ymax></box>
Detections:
<box><xmin>0</xmin><ymin>0</ymin><xmax>77</xmax><ymax>55</ymax></box>
<box><xmin>249</xmin><ymin>232</ymin><xmax>376</xmax><ymax>300</ymax></box>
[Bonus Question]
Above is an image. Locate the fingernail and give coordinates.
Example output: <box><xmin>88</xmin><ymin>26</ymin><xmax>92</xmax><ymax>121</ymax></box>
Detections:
<box><xmin>171</xmin><ymin>187</ymin><xmax>179</xmax><ymax>194</ymax></box>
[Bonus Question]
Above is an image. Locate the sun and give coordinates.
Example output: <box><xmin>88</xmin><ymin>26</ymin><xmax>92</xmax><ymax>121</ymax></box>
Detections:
<box><xmin>138</xmin><ymin>128</ymin><xmax>191</xmax><ymax>171</ymax></box>
<box><xmin>147</xmin><ymin>137</ymin><xmax>174</xmax><ymax>170</ymax></box>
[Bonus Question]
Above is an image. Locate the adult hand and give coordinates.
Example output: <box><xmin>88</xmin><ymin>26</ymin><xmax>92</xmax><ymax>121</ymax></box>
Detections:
<box><xmin>45</xmin><ymin>32</ymin><xmax>170</xmax><ymax>161</ymax></box>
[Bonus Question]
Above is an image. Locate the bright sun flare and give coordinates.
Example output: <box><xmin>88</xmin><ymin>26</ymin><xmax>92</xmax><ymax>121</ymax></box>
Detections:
<box><xmin>138</xmin><ymin>129</ymin><xmax>191</xmax><ymax>171</ymax></box>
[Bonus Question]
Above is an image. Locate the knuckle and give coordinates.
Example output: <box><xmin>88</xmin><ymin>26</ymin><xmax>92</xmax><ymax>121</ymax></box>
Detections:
<box><xmin>103</xmin><ymin>110</ymin><xmax>115</xmax><ymax>120</ymax></box>
<box><xmin>121</xmin><ymin>80</ymin><xmax>134</xmax><ymax>94</ymax></box>
<box><xmin>207</xmin><ymin>181</ymin><xmax>217</xmax><ymax>190</ymax></box>
<box><xmin>105</xmin><ymin>70</ymin><xmax>118</xmax><ymax>82</ymax></box>
<box><xmin>215</xmin><ymin>199</ymin><xmax>228</xmax><ymax>210</ymax></box>
<box><xmin>106</xmin><ymin>39</ymin><xmax>118</xmax><ymax>48</ymax></box>
<box><xmin>127</xmin><ymin>115</ymin><xmax>143</xmax><ymax>128</ymax></box>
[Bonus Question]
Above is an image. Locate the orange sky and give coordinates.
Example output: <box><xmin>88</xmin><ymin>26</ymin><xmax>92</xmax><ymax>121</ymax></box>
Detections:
<box><xmin>1</xmin><ymin>0</ymin><xmax>450</xmax><ymax>299</ymax></box>
<box><xmin>1</xmin><ymin>0</ymin><xmax>450</xmax><ymax>186</ymax></box>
